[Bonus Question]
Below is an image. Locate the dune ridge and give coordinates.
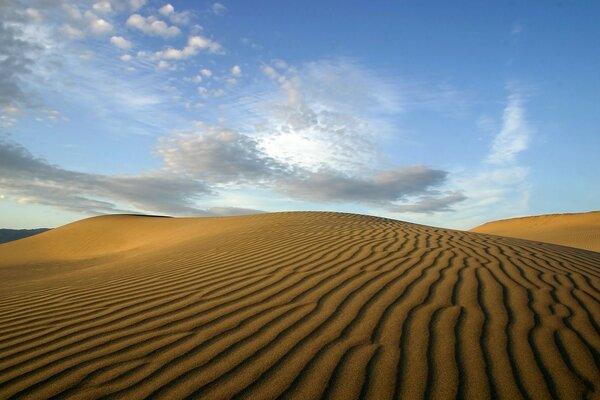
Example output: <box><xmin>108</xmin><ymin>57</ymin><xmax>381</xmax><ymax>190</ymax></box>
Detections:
<box><xmin>471</xmin><ymin>211</ymin><xmax>600</xmax><ymax>253</ymax></box>
<box><xmin>0</xmin><ymin>212</ymin><xmax>599</xmax><ymax>399</ymax></box>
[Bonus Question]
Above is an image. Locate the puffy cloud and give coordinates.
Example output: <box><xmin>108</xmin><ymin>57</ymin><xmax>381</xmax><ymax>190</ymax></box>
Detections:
<box><xmin>120</xmin><ymin>54</ymin><xmax>133</xmax><ymax>61</ymax></box>
<box><xmin>390</xmin><ymin>191</ymin><xmax>467</xmax><ymax>214</ymax></box>
<box><xmin>158</xmin><ymin>3</ymin><xmax>191</xmax><ymax>25</ymax></box>
<box><xmin>159</xmin><ymin>4</ymin><xmax>175</xmax><ymax>16</ymax></box>
<box><xmin>231</xmin><ymin>65</ymin><xmax>241</xmax><ymax>77</ymax></box>
<box><xmin>92</xmin><ymin>1</ymin><xmax>112</xmax><ymax>14</ymax></box>
<box><xmin>487</xmin><ymin>92</ymin><xmax>531</xmax><ymax>164</ymax></box>
<box><xmin>126</xmin><ymin>14</ymin><xmax>180</xmax><ymax>38</ymax></box>
<box><xmin>87</xmin><ymin>13</ymin><xmax>113</xmax><ymax>35</ymax></box>
<box><xmin>212</xmin><ymin>2</ymin><xmax>227</xmax><ymax>15</ymax></box>
<box><xmin>110</xmin><ymin>35</ymin><xmax>132</xmax><ymax>50</ymax></box>
<box><xmin>154</xmin><ymin>35</ymin><xmax>222</xmax><ymax>60</ymax></box>
<box><xmin>201</xmin><ymin>68</ymin><xmax>212</xmax><ymax>77</ymax></box>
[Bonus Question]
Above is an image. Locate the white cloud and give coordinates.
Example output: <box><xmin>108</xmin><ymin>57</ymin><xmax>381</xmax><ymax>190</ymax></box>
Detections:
<box><xmin>93</xmin><ymin>1</ymin><xmax>112</xmax><ymax>14</ymax></box>
<box><xmin>420</xmin><ymin>90</ymin><xmax>534</xmax><ymax>229</ymax></box>
<box><xmin>154</xmin><ymin>35</ymin><xmax>222</xmax><ymax>60</ymax></box>
<box><xmin>159</xmin><ymin>4</ymin><xmax>175</xmax><ymax>16</ymax></box>
<box><xmin>201</xmin><ymin>68</ymin><xmax>212</xmax><ymax>77</ymax></box>
<box><xmin>126</xmin><ymin>14</ymin><xmax>180</xmax><ymax>38</ymax></box>
<box><xmin>86</xmin><ymin>12</ymin><xmax>113</xmax><ymax>35</ymax></box>
<box><xmin>231</xmin><ymin>65</ymin><xmax>241</xmax><ymax>77</ymax></box>
<box><xmin>110</xmin><ymin>35</ymin><xmax>132</xmax><ymax>50</ymax></box>
<box><xmin>120</xmin><ymin>54</ymin><xmax>133</xmax><ymax>62</ymax></box>
<box><xmin>212</xmin><ymin>2</ymin><xmax>227</xmax><ymax>15</ymax></box>
<box><xmin>157</xmin><ymin>60</ymin><xmax>171</xmax><ymax>69</ymax></box>
<box><xmin>158</xmin><ymin>3</ymin><xmax>191</xmax><ymax>25</ymax></box>
<box><xmin>487</xmin><ymin>93</ymin><xmax>531</xmax><ymax>164</ymax></box>
<box><xmin>250</xmin><ymin>59</ymin><xmax>401</xmax><ymax>172</ymax></box>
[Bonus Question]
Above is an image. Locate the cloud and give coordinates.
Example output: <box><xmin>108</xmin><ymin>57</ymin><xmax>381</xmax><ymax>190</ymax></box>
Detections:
<box><xmin>0</xmin><ymin>17</ymin><xmax>40</xmax><ymax>108</ymax></box>
<box><xmin>153</xmin><ymin>35</ymin><xmax>222</xmax><ymax>60</ymax></box>
<box><xmin>249</xmin><ymin>59</ymin><xmax>403</xmax><ymax>174</ymax></box>
<box><xmin>93</xmin><ymin>1</ymin><xmax>112</xmax><ymax>14</ymax></box>
<box><xmin>487</xmin><ymin>92</ymin><xmax>531</xmax><ymax>164</ymax></box>
<box><xmin>60</xmin><ymin>24</ymin><xmax>86</xmax><ymax>40</ymax></box>
<box><xmin>231</xmin><ymin>65</ymin><xmax>241</xmax><ymax>77</ymax></box>
<box><xmin>110</xmin><ymin>35</ymin><xmax>132</xmax><ymax>50</ymax></box>
<box><xmin>86</xmin><ymin>12</ymin><xmax>113</xmax><ymax>35</ymax></box>
<box><xmin>157</xmin><ymin>126</ymin><xmax>290</xmax><ymax>184</ymax></box>
<box><xmin>126</xmin><ymin>14</ymin><xmax>180</xmax><ymax>37</ymax></box>
<box><xmin>212</xmin><ymin>3</ymin><xmax>227</xmax><ymax>16</ymax></box>
<box><xmin>0</xmin><ymin>139</ymin><xmax>208</xmax><ymax>215</ymax></box>
<box><xmin>156</xmin><ymin>124</ymin><xmax>450</xmax><ymax>207</ymax></box>
<box><xmin>159</xmin><ymin>4</ymin><xmax>175</xmax><ymax>16</ymax></box>
<box><xmin>282</xmin><ymin>167</ymin><xmax>447</xmax><ymax>204</ymax></box>
<box><xmin>429</xmin><ymin>90</ymin><xmax>534</xmax><ymax>228</ymax></box>
<box><xmin>390</xmin><ymin>191</ymin><xmax>467</xmax><ymax>214</ymax></box>
<box><xmin>158</xmin><ymin>3</ymin><xmax>191</xmax><ymax>25</ymax></box>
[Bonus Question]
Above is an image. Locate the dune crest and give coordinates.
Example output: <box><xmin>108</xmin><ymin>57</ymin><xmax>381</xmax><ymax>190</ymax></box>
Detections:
<box><xmin>0</xmin><ymin>212</ymin><xmax>599</xmax><ymax>399</ymax></box>
<box><xmin>471</xmin><ymin>211</ymin><xmax>600</xmax><ymax>253</ymax></box>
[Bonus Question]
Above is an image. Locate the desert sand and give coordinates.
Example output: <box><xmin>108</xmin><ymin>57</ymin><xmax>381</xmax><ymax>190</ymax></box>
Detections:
<box><xmin>0</xmin><ymin>212</ymin><xmax>599</xmax><ymax>399</ymax></box>
<box><xmin>472</xmin><ymin>211</ymin><xmax>600</xmax><ymax>253</ymax></box>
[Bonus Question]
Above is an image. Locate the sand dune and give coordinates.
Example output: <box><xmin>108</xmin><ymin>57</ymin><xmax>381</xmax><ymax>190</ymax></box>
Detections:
<box><xmin>0</xmin><ymin>212</ymin><xmax>599</xmax><ymax>399</ymax></box>
<box><xmin>472</xmin><ymin>211</ymin><xmax>600</xmax><ymax>253</ymax></box>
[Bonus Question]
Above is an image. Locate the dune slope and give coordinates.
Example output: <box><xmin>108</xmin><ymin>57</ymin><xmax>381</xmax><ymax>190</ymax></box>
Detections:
<box><xmin>0</xmin><ymin>212</ymin><xmax>599</xmax><ymax>399</ymax></box>
<box><xmin>471</xmin><ymin>211</ymin><xmax>600</xmax><ymax>253</ymax></box>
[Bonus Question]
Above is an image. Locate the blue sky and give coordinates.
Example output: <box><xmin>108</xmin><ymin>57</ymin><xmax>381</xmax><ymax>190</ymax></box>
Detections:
<box><xmin>1</xmin><ymin>0</ymin><xmax>599</xmax><ymax>229</ymax></box>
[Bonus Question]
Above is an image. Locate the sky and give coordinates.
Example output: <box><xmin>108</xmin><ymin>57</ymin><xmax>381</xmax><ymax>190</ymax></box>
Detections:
<box><xmin>1</xmin><ymin>0</ymin><xmax>599</xmax><ymax>230</ymax></box>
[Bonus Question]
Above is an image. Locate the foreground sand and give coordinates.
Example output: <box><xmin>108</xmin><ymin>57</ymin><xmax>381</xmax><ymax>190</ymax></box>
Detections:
<box><xmin>0</xmin><ymin>212</ymin><xmax>599</xmax><ymax>399</ymax></box>
<box><xmin>471</xmin><ymin>211</ymin><xmax>600</xmax><ymax>253</ymax></box>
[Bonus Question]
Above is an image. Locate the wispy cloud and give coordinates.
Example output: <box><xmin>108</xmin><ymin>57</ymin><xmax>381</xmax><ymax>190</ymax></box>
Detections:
<box><xmin>0</xmin><ymin>139</ymin><xmax>208</xmax><ymax>215</ymax></box>
<box><xmin>487</xmin><ymin>92</ymin><xmax>531</xmax><ymax>164</ymax></box>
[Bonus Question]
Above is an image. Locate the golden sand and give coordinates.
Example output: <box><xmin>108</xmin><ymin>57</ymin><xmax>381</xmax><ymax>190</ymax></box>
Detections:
<box><xmin>472</xmin><ymin>211</ymin><xmax>600</xmax><ymax>253</ymax></box>
<box><xmin>0</xmin><ymin>212</ymin><xmax>599</xmax><ymax>399</ymax></box>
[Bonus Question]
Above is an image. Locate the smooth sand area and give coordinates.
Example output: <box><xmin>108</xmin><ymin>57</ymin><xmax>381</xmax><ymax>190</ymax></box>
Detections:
<box><xmin>472</xmin><ymin>211</ymin><xmax>600</xmax><ymax>253</ymax></box>
<box><xmin>0</xmin><ymin>212</ymin><xmax>599</xmax><ymax>399</ymax></box>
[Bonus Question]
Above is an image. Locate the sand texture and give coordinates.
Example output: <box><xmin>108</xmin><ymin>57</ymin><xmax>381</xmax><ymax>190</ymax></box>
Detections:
<box><xmin>0</xmin><ymin>212</ymin><xmax>599</xmax><ymax>399</ymax></box>
<box><xmin>472</xmin><ymin>211</ymin><xmax>600</xmax><ymax>253</ymax></box>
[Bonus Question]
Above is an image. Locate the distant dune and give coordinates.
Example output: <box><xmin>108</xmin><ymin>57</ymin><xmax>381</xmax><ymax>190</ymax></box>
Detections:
<box><xmin>0</xmin><ymin>228</ymin><xmax>50</xmax><ymax>244</ymax></box>
<box><xmin>0</xmin><ymin>212</ymin><xmax>599</xmax><ymax>399</ymax></box>
<box><xmin>471</xmin><ymin>211</ymin><xmax>600</xmax><ymax>253</ymax></box>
